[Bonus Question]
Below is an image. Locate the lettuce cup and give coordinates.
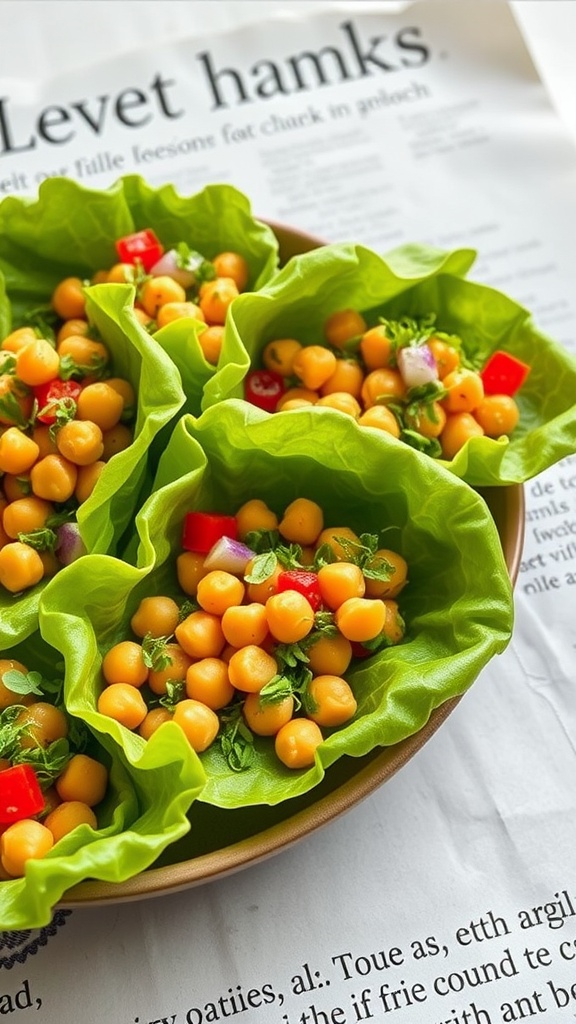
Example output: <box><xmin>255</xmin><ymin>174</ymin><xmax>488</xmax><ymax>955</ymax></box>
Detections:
<box><xmin>0</xmin><ymin>175</ymin><xmax>280</xmax><ymax>416</ymax></box>
<box><xmin>0</xmin><ymin>629</ymin><xmax>204</xmax><ymax>930</ymax></box>
<box><xmin>44</xmin><ymin>401</ymin><xmax>513</xmax><ymax>811</ymax></box>
<box><xmin>202</xmin><ymin>242</ymin><xmax>576</xmax><ymax>487</ymax></box>
<box><xmin>0</xmin><ymin>278</ymin><xmax>185</xmax><ymax>649</ymax></box>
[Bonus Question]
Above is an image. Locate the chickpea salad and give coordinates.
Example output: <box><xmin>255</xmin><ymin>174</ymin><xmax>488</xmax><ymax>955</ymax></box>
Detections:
<box><xmin>203</xmin><ymin>241</ymin><xmax>576</xmax><ymax>488</ymax></box>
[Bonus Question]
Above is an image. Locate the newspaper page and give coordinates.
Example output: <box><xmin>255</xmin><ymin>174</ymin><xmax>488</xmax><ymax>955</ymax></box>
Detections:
<box><xmin>1</xmin><ymin>3</ymin><xmax>576</xmax><ymax>1023</ymax></box>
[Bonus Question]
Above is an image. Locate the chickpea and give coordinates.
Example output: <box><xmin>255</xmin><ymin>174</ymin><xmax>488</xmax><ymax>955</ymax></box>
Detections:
<box><xmin>198</xmin><ymin>325</ymin><xmax>224</xmax><ymax>366</ymax></box>
<box><xmin>130</xmin><ymin>595</ymin><xmax>181</xmax><ymax>639</ymax></box>
<box><xmin>306</xmin><ymin>674</ymin><xmax>357</xmax><ymax>728</ymax></box>
<box><xmin>262</xmin><ymin>338</ymin><xmax>303</xmax><ymax>378</ymax></box>
<box><xmin>474</xmin><ymin>395</ymin><xmax>519</xmax><ymax>437</ymax></box>
<box><xmin>359</xmin><ymin>325</ymin><xmax>394</xmax><ymax>371</ymax></box>
<box><xmin>243</xmin><ymin>693</ymin><xmax>294</xmax><ymax>737</ymax></box>
<box><xmin>138</xmin><ymin>707</ymin><xmax>173</xmax><ymax>740</ymax></box>
<box><xmin>335</xmin><ymin>596</ymin><xmax>387</xmax><ymax>643</ymax></box>
<box><xmin>148</xmin><ymin>643</ymin><xmax>193</xmax><ymax>695</ymax></box>
<box><xmin>0</xmin><ymin>427</ymin><xmax>40</xmax><ymax>475</ymax></box>
<box><xmin>291</xmin><ymin>346</ymin><xmax>337</xmax><ymax>391</ymax></box>
<box><xmin>212</xmin><ymin>251</ymin><xmax>249</xmax><ymax>291</ymax></box>
<box><xmin>364</xmin><ymin>549</ymin><xmax>408</xmax><ymax>600</ymax></box>
<box><xmin>55</xmin><ymin>753</ymin><xmax>108</xmax><ymax>806</ymax></box>
<box><xmin>1</xmin><ymin>820</ymin><xmax>54</xmax><ymax>877</ymax></box>
<box><xmin>51</xmin><ymin>277</ymin><xmax>86</xmax><ymax>320</ymax></box>
<box><xmin>172</xmin><ymin>699</ymin><xmax>219</xmax><ymax>752</ymax></box>
<box><xmin>440</xmin><ymin>412</ymin><xmax>485</xmax><ymax>459</ymax></box>
<box><xmin>319</xmin><ymin>359</ymin><xmax>364</xmax><ymax>400</ymax></box>
<box><xmin>44</xmin><ymin>801</ymin><xmax>98</xmax><ymax>843</ymax></box>
<box><xmin>0</xmin><ymin>658</ymin><xmax>35</xmax><ymax>709</ymax></box>
<box><xmin>102</xmin><ymin>640</ymin><xmax>149</xmax><ymax>687</ymax></box>
<box><xmin>276</xmin><ymin>387</ymin><xmax>319</xmax><ymax>410</ymax></box>
<box><xmin>274</xmin><ymin>718</ymin><xmax>323</xmax><ymax>769</ymax></box>
<box><xmin>16</xmin><ymin>702</ymin><xmax>68</xmax><ymax>749</ymax></box>
<box><xmin>227</xmin><ymin>645</ymin><xmax>278</xmax><ymax>694</ymax></box>
<box><xmin>76</xmin><ymin>382</ymin><xmax>124</xmax><ymax>431</ymax></box>
<box><xmin>265</xmin><ymin>590</ymin><xmax>315</xmax><ymax>644</ymax></box>
<box><xmin>221</xmin><ymin>602</ymin><xmax>269</xmax><ymax>649</ymax></box>
<box><xmin>98</xmin><ymin>682</ymin><xmax>148</xmax><ymax>730</ymax></box>
<box><xmin>235</xmin><ymin>498</ymin><xmax>279</xmax><ymax>540</ymax></box>
<box><xmin>185</xmin><ymin>657</ymin><xmax>235</xmax><ymax>710</ymax></box>
<box><xmin>358</xmin><ymin>405</ymin><xmax>401</xmax><ymax>437</ymax></box>
<box><xmin>30</xmin><ymin>454</ymin><xmax>78</xmax><ymax>503</ymax></box>
<box><xmin>2</xmin><ymin>495</ymin><xmax>52</xmax><ymax>539</ymax></box>
<box><xmin>307</xmin><ymin>634</ymin><xmax>353</xmax><ymax>677</ymax></box>
<box><xmin>361</xmin><ymin>368</ymin><xmax>406</xmax><ymax>408</ymax></box>
<box><xmin>175</xmin><ymin>609</ymin><xmax>226</xmax><ymax>660</ymax></box>
<box><xmin>140</xmin><ymin>276</ymin><xmax>187</xmax><ymax>318</ymax></box>
<box><xmin>101</xmin><ymin>423</ymin><xmax>133</xmax><ymax>461</ymax></box>
<box><xmin>155</xmin><ymin>301</ymin><xmax>205</xmax><ymax>329</ymax></box>
<box><xmin>323</xmin><ymin>308</ymin><xmax>367</xmax><ymax>349</ymax></box>
<box><xmin>196</xmin><ymin>570</ymin><xmax>246</xmax><ymax>616</ymax></box>
<box><xmin>317</xmin><ymin>562</ymin><xmax>366</xmax><ymax>610</ymax></box>
<box><xmin>176</xmin><ymin>550</ymin><xmax>209</xmax><ymax>597</ymax></box>
<box><xmin>315</xmin><ymin>392</ymin><xmax>361</xmax><ymax>418</ymax></box>
<box><xmin>0</xmin><ymin>541</ymin><xmax>45</xmax><ymax>592</ymax></box>
<box><xmin>278</xmin><ymin>497</ymin><xmax>323</xmax><ymax>546</ymax></box>
<box><xmin>198</xmin><ymin>277</ymin><xmax>239</xmax><ymax>325</ymax></box>
<box><xmin>441</xmin><ymin>368</ymin><xmax>484</xmax><ymax>414</ymax></box>
<box><xmin>15</xmin><ymin>337</ymin><xmax>60</xmax><ymax>387</ymax></box>
<box><xmin>56</xmin><ymin>420</ymin><xmax>104</xmax><ymax>466</ymax></box>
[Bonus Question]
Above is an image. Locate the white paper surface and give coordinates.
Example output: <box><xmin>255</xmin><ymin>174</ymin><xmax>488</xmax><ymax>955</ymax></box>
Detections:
<box><xmin>1</xmin><ymin>3</ymin><xmax>576</xmax><ymax>1022</ymax></box>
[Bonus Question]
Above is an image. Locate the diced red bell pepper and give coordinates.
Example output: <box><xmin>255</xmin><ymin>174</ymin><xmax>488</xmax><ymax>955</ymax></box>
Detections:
<box><xmin>115</xmin><ymin>229</ymin><xmax>164</xmax><ymax>273</ymax></box>
<box><xmin>277</xmin><ymin>569</ymin><xmax>322</xmax><ymax>612</ymax></box>
<box><xmin>0</xmin><ymin>764</ymin><xmax>45</xmax><ymax>824</ymax></box>
<box><xmin>244</xmin><ymin>369</ymin><xmax>286</xmax><ymax>413</ymax></box>
<box><xmin>182</xmin><ymin>511</ymin><xmax>238</xmax><ymax>555</ymax></box>
<box><xmin>480</xmin><ymin>351</ymin><xmax>530</xmax><ymax>397</ymax></box>
<box><xmin>34</xmin><ymin>378</ymin><xmax>83</xmax><ymax>425</ymax></box>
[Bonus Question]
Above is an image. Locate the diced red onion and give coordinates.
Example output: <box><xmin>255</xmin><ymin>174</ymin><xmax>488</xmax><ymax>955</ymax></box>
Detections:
<box><xmin>149</xmin><ymin>249</ymin><xmax>201</xmax><ymax>289</ymax></box>
<box><xmin>203</xmin><ymin>536</ymin><xmax>255</xmax><ymax>574</ymax></box>
<box><xmin>55</xmin><ymin>522</ymin><xmax>87</xmax><ymax>566</ymax></box>
<box><xmin>397</xmin><ymin>344</ymin><xmax>438</xmax><ymax>388</ymax></box>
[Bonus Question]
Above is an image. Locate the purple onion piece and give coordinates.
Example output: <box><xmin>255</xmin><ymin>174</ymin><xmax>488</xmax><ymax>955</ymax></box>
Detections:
<box><xmin>203</xmin><ymin>536</ymin><xmax>255</xmax><ymax>574</ymax></box>
<box><xmin>55</xmin><ymin>522</ymin><xmax>87</xmax><ymax>566</ymax></box>
<box><xmin>149</xmin><ymin>249</ymin><xmax>200</xmax><ymax>290</ymax></box>
<box><xmin>397</xmin><ymin>343</ymin><xmax>439</xmax><ymax>388</ymax></box>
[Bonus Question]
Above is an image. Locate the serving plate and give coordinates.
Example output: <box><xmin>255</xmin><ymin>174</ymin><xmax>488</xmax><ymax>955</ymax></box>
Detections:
<box><xmin>59</xmin><ymin>225</ymin><xmax>525</xmax><ymax>909</ymax></box>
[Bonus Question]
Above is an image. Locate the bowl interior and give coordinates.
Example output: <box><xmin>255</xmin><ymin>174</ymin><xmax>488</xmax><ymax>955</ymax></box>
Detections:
<box><xmin>60</xmin><ymin>223</ymin><xmax>525</xmax><ymax>909</ymax></box>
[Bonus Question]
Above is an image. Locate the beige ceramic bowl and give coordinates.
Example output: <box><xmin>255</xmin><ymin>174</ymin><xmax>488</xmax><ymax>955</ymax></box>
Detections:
<box><xmin>61</xmin><ymin>224</ymin><xmax>525</xmax><ymax>909</ymax></box>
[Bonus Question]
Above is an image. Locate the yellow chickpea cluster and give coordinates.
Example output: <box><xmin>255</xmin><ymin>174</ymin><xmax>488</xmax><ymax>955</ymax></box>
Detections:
<box><xmin>93</xmin><ymin>245</ymin><xmax>251</xmax><ymax>367</ymax></box>
<box><xmin>0</xmin><ymin>658</ymin><xmax>109</xmax><ymax>879</ymax></box>
<box><xmin>0</xmin><ymin>294</ymin><xmax>135</xmax><ymax>594</ymax></box>
<box><xmin>260</xmin><ymin>309</ymin><xmax>522</xmax><ymax>459</ymax></box>
<box><xmin>98</xmin><ymin>497</ymin><xmax>408</xmax><ymax>771</ymax></box>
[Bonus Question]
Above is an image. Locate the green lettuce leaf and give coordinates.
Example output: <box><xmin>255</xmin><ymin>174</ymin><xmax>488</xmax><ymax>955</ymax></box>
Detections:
<box><xmin>0</xmin><ymin>175</ymin><xmax>280</xmax><ymax>418</ymax></box>
<box><xmin>0</xmin><ymin>627</ymin><xmax>204</xmax><ymax>930</ymax></box>
<box><xmin>202</xmin><ymin>242</ymin><xmax>576</xmax><ymax>486</ymax></box>
<box><xmin>48</xmin><ymin>401</ymin><xmax>513</xmax><ymax>811</ymax></box>
<box><xmin>0</xmin><ymin>283</ymin><xmax>186</xmax><ymax>650</ymax></box>
<box><xmin>0</xmin><ymin>175</ymin><xmax>280</xmax><ymax>647</ymax></box>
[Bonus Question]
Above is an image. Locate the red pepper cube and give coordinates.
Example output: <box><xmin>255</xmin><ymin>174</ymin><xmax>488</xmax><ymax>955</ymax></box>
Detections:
<box><xmin>244</xmin><ymin>370</ymin><xmax>286</xmax><ymax>413</ymax></box>
<box><xmin>277</xmin><ymin>569</ymin><xmax>322</xmax><ymax>612</ymax></box>
<box><xmin>34</xmin><ymin>378</ymin><xmax>83</xmax><ymax>425</ymax></box>
<box><xmin>182</xmin><ymin>511</ymin><xmax>238</xmax><ymax>555</ymax></box>
<box><xmin>0</xmin><ymin>764</ymin><xmax>45</xmax><ymax>823</ymax></box>
<box><xmin>480</xmin><ymin>351</ymin><xmax>530</xmax><ymax>397</ymax></box>
<box><xmin>115</xmin><ymin>229</ymin><xmax>164</xmax><ymax>273</ymax></box>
